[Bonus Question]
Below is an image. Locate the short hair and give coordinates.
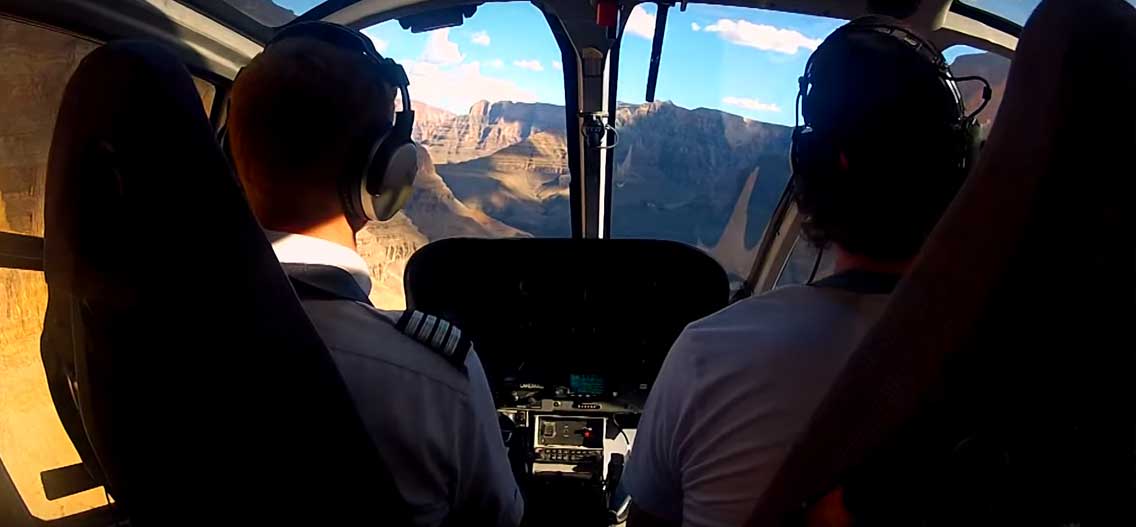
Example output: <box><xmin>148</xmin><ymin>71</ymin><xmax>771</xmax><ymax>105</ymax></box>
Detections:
<box><xmin>228</xmin><ymin>37</ymin><xmax>395</xmax><ymax>224</ymax></box>
<box><xmin>792</xmin><ymin>25</ymin><xmax>968</xmax><ymax>262</ymax></box>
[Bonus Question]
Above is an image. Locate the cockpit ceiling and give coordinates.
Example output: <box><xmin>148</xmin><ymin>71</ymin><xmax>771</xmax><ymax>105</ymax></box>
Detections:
<box><xmin>190</xmin><ymin>0</ymin><xmax>1023</xmax><ymax>51</ymax></box>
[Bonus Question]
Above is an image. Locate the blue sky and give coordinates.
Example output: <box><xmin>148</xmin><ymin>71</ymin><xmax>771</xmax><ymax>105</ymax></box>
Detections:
<box><xmin>961</xmin><ymin>0</ymin><xmax>1134</xmax><ymax>23</ymax></box>
<box><xmin>271</xmin><ymin>1</ymin><xmax>1000</xmax><ymax>127</ymax></box>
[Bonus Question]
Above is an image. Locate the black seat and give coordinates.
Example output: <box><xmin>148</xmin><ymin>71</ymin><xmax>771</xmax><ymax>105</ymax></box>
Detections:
<box><xmin>404</xmin><ymin>238</ymin><xmax>729</xmax><ymax>394</ymax></box>
<box><xmin>41</xmin><ymin>41</ymin><xmax>405</xmax><ymax>523</ymax></box>
<box><xmin>747</xmin><ymin>0</ymin><xmax>1135</xmax><ymax>524</ymax></box>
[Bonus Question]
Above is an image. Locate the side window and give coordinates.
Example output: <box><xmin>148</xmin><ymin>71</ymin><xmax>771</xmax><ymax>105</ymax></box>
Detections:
<box><xmin>0</xmin><ymin>17</ymin><xmax>111</xmax><ymax>519</ymax></box>
<box><xmin>0</xmin><ymin>16</ymin><xmax>214</xmax><ymax>518</ymax></box>
<box><xmin>193</xmin><ymin>76</ymin><xmax>217</xmax><ymax>117</ymax></box>
<box><xmin>776</xmin><ymin>235</ymin><xmax>836</xmax><ymax>288</ymax></box>
<box><xmin>356</xmin><ymin>3</ymin><xmax>569</xmax><ymax>309</ymax></box>
<box><xmin>613</xmin><ymin>4</ymin><xmax>844</xmax><ymax>292</ymax></box>
<box><xmin>0</xmin><ymin>21</ymin><xmax>217</xmax><ymax>238</ymax></box>
<box><xmin>944</xmin><ymin>45</ymin><xmax>1011</xmax><ymax>138</ymax></box>
<box><xmin>0</xmin><ymin>19</ymin><xmax>97</xmax><ymax>237</ymax></box>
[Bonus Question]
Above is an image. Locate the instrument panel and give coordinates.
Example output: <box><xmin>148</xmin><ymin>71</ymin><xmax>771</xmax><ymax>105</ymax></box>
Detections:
<box><xmin>497</xmin><ymin>371</ymin><xmax>650</xmax><ymax>415</ymax></box>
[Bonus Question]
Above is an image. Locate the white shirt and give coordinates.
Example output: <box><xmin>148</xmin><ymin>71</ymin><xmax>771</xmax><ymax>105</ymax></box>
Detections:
<box><xmin>622</xmin><ymin>283</ymin><xmax>891</xmax><ymax>527</ymax></box>
<box><xmin>265</xmin><ymin>230</ymin><xmax>373</xmax><ymax>294</ymax></box>
<box><xmin>268</xmin><ymin>230</ymin><xmax>523</xmax><ymax>527</ymax></box>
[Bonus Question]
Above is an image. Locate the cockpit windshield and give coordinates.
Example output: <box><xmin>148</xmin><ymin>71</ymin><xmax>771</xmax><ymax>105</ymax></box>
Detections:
<box><xmin>613</xmin><ymin>4</ymin><xmax>842</xmax><ymax>288</ymax></box>
<box><xmin>333</xmin><ymin>2</ymin><xmax>1017</xmax><ymax>303</ymax></box>
<box><xmin>356</xmin><ymin>2</ymin><xmax>570</xmax><ymax>309</ymax></box>
<box><xmin>222</xmin><ymin>0</ymin><xmax>322</xmax><ymax>26</ymax></box>
<box><xmin>961</xmin><ymin>0</ymin><xmax>1135</xmax><ymax>24</ymax></box>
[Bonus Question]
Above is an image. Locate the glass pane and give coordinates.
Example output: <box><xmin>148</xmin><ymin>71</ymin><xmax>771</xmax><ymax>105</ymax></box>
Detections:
<box><xmin>944</xmin><ymin>45</ymin><xmax>1011</xmax><ymax>136</ymax></box>
<box><xmin>192</xmin><ymin>76</ymin><xmax>217</xmax><ymax>117</ymax></box>
<box><xmin>961</xmin><ymin>0</ymin><xmax>1135</xmax><ymax>25</ymax></box>
<box><xmin>0</xmin><ymin>20</ymin><xmax>108</xmax><ymax>519</ymax></box>
<box><xmin>960</xmin><ymin>0</ymin><xmax>1043</xmax><ymax>24</ymax></box>
<box><xmin>0</xmin><ymin>18</ymin><xmax>97</xmax><ymax>237</ymax></box>
<box><xmin>613</xmin><ymin>4</ymin><xmax>844</xmax><ymax>289</ymax></box>
<box><xmin>1</xmin><ymin>15</ymin><xmax>219</xmax><ymax>238</ymax></box>
<box><xmin>0</xmin><ymin>268</ymin><xmax>109</xmax><ymax>518</ymax></box>
<box><xmin>356</xmin><ymin>3</ymin><xmax>568</xmax><ymax>309</ymax></box>
<box><xmin>220</xmin><ymin>0</ymin><xmax>321</xmax><ymax>27</ymax></box>
<box><xmin>776</xmin><ymin>235</ymin><xmax>836</xmax><ymax>288</ymax></box>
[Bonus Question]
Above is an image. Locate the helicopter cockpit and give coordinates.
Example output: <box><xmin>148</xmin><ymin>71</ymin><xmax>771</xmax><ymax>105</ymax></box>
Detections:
<box><xmin>1</xmin><ymin>0</ymin><xmax>1132</xmax><ymax>526</ymax></box>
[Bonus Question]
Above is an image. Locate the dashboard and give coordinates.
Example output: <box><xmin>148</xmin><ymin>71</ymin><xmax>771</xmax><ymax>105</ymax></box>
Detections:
<box><xmin>402</xmin><ymin>238</ymin><xmax>731</xmax><ymax>523</ymax></box>
<box><xmin>495</xmin><ymin>367</ymin><xmax>646</xmax><ymax>524</ymax></box>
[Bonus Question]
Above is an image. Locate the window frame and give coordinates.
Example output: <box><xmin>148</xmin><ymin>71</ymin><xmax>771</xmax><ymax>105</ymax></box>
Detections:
<box><xmin>951</xmin><ymin>1</ymin><xmax>1026</xmax><ymax>37</ymax></box>
<box><xmin>0</xmin><ymin>233</ymin><xmax>44</xmax><ymax>271</ymax></box>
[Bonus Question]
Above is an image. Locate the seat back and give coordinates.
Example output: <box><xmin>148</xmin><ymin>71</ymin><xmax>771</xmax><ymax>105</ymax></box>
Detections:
<box><xmin>747</xmin><ymin>0</ymin><xmax>1136</xmax><ymax>523</ymax></box>
<box><xmin>404</xmin><ymin>238</ymin><xmax>729</xmax><ymax>395</ymax></box>
<box><xmin>41</xmin><ymin>41</ymin><xmax>405</xmax><ymax>523</ymax></box>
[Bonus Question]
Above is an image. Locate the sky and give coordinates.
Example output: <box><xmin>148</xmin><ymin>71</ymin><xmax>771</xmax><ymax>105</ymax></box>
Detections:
<box><xmin>962</xmin><ymin>0</ymin><xmax>1135</xmax><ymax>23</ymax></box>
<box><xmin>269</xmin><ymin>1</ymin><xmax>1006</xmax><ymax>127</ymax></box>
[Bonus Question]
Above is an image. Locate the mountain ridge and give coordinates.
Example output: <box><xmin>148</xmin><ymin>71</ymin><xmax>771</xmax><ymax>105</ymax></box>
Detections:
<box><xmin>950</xmin><ymin>52</ymin><xmax>1011</xmax><ymax>132</ymax></box>
<box><xmin>396</xmin><ymin>51</ymin><xmax>1010</xmax><ymax>288</ymax></box>
<box><xmin>414</xmin><ymin>100</ymin><xmax>565</xmax><ymax>164</ymax></box>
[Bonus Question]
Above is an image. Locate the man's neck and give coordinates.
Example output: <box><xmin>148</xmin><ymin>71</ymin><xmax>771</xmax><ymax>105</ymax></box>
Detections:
<box><xmin>833</xmin><ymin>246</ymin><xmax>911</xmax><ymax>276</ymax></box>
<box><xmin>262</xmin><ymin>216</ymin><xmax>358</xmax><ymax>252</ymax></box>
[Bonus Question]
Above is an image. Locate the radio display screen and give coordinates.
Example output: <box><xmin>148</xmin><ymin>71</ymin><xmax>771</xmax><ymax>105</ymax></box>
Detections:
<box><xmin>568</xmin><ymin>374</ymin><xmax>605</xmax><ymax>396</ymax></box>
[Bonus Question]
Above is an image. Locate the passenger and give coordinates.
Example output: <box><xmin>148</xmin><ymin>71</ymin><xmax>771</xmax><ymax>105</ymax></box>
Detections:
<box><xmin>226</xmin><ymin>23</ymin><xmax>522</xmax><ymax>526</ymax></box>
<box><xmin>623</xmin><ymin>16</ymin><xmax>979</xmax><ymax>527</ymax></box>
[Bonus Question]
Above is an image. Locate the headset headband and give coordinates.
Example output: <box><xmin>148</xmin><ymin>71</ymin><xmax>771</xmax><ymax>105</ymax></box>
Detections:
<box><xmin>796</xmin><ymin>17</ymin><xmax>991</xmax><ymax>132</ymax></box>
<box><xmin>268</xmin><ymin>21</ymin><xmax>413</xmax><ymax>121</ymax></box>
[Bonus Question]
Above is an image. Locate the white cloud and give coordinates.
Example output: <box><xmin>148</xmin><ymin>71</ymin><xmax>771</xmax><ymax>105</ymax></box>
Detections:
<box><xmin>703</xmin><ymin>19</ymin><xmax>822</xmax><ymax>55</ymax></box>
<box><xmin>361</xmin><ymin>28</ymin><xmax>389</xmax><ymax>53</ymax></box>
<box><xmin>722</xmin><ymin>96</ymin><xmax>782</xmax><ymax>113</ymax></box>
<box><xmin>404</xmin><ymin>60</ymin><xmax>537</xmax><ymax>114</ymax></box>
<box><xmin>691</xmin><ymin>22</ymin><xmax>702</xmax><ymax>32</ymax></box>
<box><xmin>487</xmin><ymin>58</ymin><xmax>505</xmax><ymax>69</ymax></box>
<box><xmin>625</xmin><ymin>5</ymin><xmax>656</xmax><ymax>39</ymax></box>
<box><xmin>512</xmin><ymin>59</ymin><xmax>544</xmax><ymax>72</ymax></box>
<box><xmin>471</xmin><ymin>31</ymin><xmax>491</xmax><ymax>46</ymax></box>
<box><xmin>421</xmin><ymin>28</ymin><xmax>464</xmax><ymax>65</ymax></box>
<box><xmin>552</xmin><ymin>61</ymin><xmax>563</xmax><ymax>71</ymax></box>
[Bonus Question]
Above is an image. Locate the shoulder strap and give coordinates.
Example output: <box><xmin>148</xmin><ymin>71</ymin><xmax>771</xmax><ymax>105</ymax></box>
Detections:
<box><xmin>281</xmin><ymin>263</ymin><xmax>474</xmax><ymax>371</ymax></box>
<box><xmin>395</xmin><ymin>310</ymin><xmax>474</xmax><ymax>369</ymax></box>
<box><xmin>281</xmin><ymin>263</ymin><xmax>372</xmax><ymax>304</ymax></box>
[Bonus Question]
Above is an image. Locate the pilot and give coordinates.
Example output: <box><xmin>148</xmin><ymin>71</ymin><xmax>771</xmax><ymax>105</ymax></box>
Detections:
<box><xmin>623</xmin><ymin>16</ymin><xmax>983</xmax><ymax>527</ymax></box>
<box><xmin>226</xmin><ymin>22</ymin><xmax>523</xmax><ymax>526</ymax></box>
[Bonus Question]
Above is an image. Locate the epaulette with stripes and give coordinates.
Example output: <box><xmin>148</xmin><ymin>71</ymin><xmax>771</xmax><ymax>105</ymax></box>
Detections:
<box><xmin>396</xmin><ymin>310</ymin><xmax>474</xmax><ymax>369</ymax></box>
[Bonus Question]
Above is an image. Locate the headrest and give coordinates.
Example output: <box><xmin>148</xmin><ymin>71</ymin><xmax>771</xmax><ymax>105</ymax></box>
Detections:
<box><xmin>404</xmin><ymin>238</ymin><xmax>729</xmax><ymax>393</ymax></box>
<box><xmin>747</xmin><ymin>0</ymin><xmax>1136</xmax><ymax>523</ymax></box>
<box><xmin>42</xmin><ymin>41</ymin><xmax>402</xmax><ymax>521</ymax></box>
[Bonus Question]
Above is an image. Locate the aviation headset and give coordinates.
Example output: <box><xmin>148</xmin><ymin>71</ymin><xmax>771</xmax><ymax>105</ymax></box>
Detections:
<box><xmin>792</xmin><ymin>16</ymin><xmax>992</xmax><ymax>182</ymax></box>
<box><xmin>222</xmin><ymin>21</ymin><xmax>419</xmax><ymax>222</ymax></box>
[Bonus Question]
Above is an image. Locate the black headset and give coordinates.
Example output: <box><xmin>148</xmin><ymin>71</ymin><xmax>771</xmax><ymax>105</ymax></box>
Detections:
<box><xmin>791</xmin><ymin>16</ymin><xmax>992</xmax><ymax>181</ymax></box>
<box><xmin>222</xmin><ymin>21</ymin><xmax>419</xmax><ymax>222</ymax></box>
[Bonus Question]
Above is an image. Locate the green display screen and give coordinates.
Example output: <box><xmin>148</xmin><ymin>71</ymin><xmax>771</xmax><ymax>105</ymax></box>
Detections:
<box><xmin>569</xmin><ymin>374</ymin><xmax>605</xmax><ymax>396</ymax></box>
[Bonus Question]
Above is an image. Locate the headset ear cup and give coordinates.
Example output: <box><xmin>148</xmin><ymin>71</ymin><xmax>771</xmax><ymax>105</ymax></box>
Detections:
<box><xmin>218</xmin><ymin>126</ymin><xmax>233</xmax><ymax>172</ymax></box>
<box><xmin>361</xmin><ymin>142</ymin><xmax>419</xmax><ymax>221</ymax></box>
<box><xmin>792</xmin><ymin>127</ymin><xmax>842</xmax><ymax>182</ymax></box>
